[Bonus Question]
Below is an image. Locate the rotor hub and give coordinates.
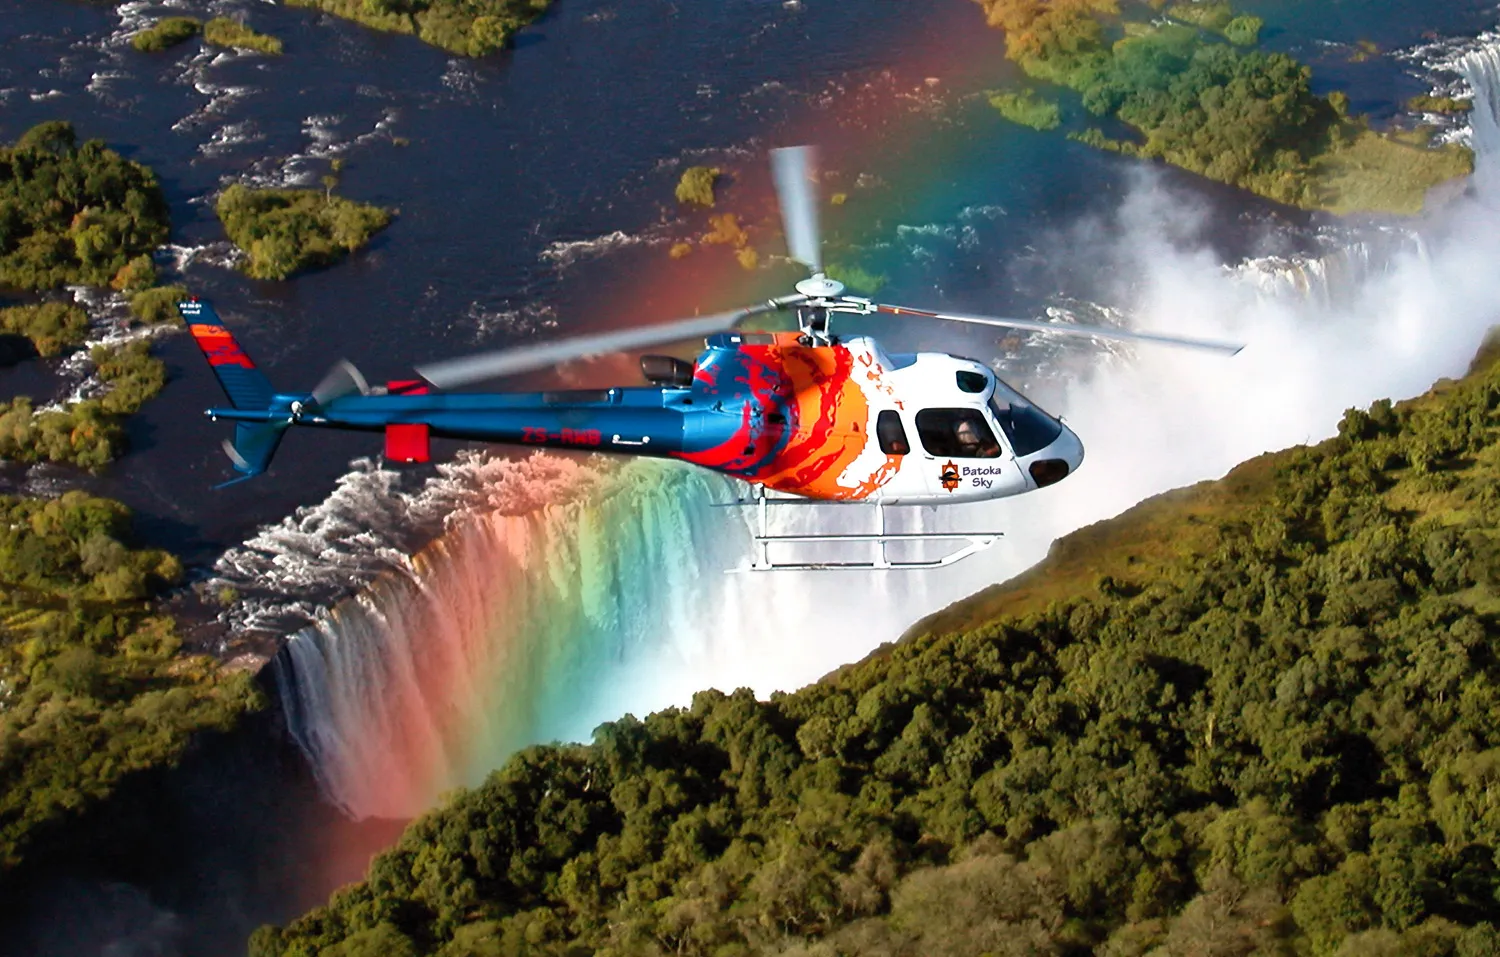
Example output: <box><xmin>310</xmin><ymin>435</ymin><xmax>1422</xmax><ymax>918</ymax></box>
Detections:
<box><xmin>795</xmin><ymin>275</ymin><xmax>846</xmax><ymax>300</ymax></box>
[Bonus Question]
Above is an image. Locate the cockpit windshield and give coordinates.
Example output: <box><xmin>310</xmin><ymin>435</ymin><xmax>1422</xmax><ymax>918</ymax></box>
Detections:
<box><xmin>988</xmin><ymin>379</ymin><xmax>1062</xmax><ymax>457</ymax></box>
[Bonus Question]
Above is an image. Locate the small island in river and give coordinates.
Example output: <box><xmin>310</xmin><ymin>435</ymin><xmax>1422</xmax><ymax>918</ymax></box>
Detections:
<box><xmin>216</xmin><ymin>183</ymin><xmax>392</xmax><ymax>281</ymax></box>
<box><xmin>285</xmin><ymin>0</ymin><xmax>554</xmax><ymax>57</ymax></box>
<box><xmin>976</xmin><ymin>0</ymin><xmax>1473</xmax><ymax>215</ymax></box>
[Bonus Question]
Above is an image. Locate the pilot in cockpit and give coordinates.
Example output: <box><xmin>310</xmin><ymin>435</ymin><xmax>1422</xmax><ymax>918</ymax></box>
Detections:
<box><xmin>955</xmin><ymin>417</ymin><xmax>1000</xmax><ymax>458</ymax></box>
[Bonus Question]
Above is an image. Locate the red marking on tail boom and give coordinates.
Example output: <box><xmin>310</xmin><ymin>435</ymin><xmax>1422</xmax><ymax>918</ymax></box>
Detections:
<box><xmin>189</xmin><ymin>324</ymin><xmax>255</xmax><ymax>369</ymax></box>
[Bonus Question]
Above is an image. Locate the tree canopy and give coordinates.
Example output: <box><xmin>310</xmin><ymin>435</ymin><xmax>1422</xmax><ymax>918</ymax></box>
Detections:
<box><xmin>0</xmin><ymin>492</ymin><xmax>260</xmax><ymax>870</ymax></box>
<box><xmin>0</xmin><ymin>122</ymin><xmax>170</xmax><ymax>290</ymax></box>
<box><xmin>251</xmin><ymin>340</ymin><xmax>1500</xmax><ymax>956</ymax></box>
<box><xmin>216</xmin><ymin>184</ymin><xmax>391</xmax><ymax>281</ymax></box>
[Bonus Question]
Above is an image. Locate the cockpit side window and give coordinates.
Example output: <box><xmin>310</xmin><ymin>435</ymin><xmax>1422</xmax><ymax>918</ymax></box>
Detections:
<box><xmin>876</xmin><ymin>410</ymin><xmax>910</xmax><ymax>455</ymax></box>
<box><xmin>988</xmin><ymin>383</ymin><xmax>1063</xmax><ymax>456</ymax></box>
<box><xmin>915</xmin><ymin>409</ymin><xmax>1002</xmax><ymax>458</ymax></box>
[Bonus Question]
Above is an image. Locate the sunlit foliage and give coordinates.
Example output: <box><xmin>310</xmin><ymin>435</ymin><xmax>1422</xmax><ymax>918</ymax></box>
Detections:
<box><xmin>988</xmin><ymin>88</ymin><xmax>1062</xmax><ymax>130</ymax></box>
<box><xmin>0</xmin><ymin>397</ymin><xmax>122</xmax><ymax>470</ymax></box>
<box><xmin>251</xmin><ymin>342</ymin><xmax>1500</xmax><ymax>957</ymax></box>
<box><xmin>92</xmin><ymin>340</ymin><xmax>166</xmax><ymax>416</ymax></box>
<box><xmin>676</xmin><ymin>166</ymin><xmax>720</xmax><ymax>207</ymax></box>
<box><xmin>130</xmin><ymin>16</ymin><xmax>201</xmax><ymax>52</ymax></box>
<box><xmin>0</xmin><ymin>122</ymin><xmax>170</xmax><ymax>290</ymax></box>
<box><xmin>0</xmin><ymin>302</ymin><xmax>88</xmax><ymax>357</ymax></box>
<box><xmin>0</xmin><ymin>492</ymin><xmax>260</xmax><ymax>870</ymax></box>
<box><xmin>284</xmin><ymin>0</ymin><xmax>553</xmax><ymax>56</ymax></box>
<box><xmin>110</xmin><ymin>254</ymin><xmax>156</xmax><ymax>293</ymax></box>
<box><xmin>129</xmin><ymin>284</ymin><xmax>189</xmax><ymax>326</ymax></box>
<box><xmin>203</xmin><ymin>17</ymin><xmax>284</xmax><ymax>55</ymax></box>
<box><xmin>216</xmin><ymin>184</ymin><xmax>391</xmax><ymax>281</ymax></box>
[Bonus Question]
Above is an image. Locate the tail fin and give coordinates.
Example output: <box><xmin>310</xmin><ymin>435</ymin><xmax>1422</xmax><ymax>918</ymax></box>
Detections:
<box><xmin>182</xmin><ymin>299</ymin><xmax>288</xmax><ymax>483</ymax></box>
<box><xmin>180</xmin><ymin>298</ymin><xmax>274</xmax><ymax>410</ymax></box>
<box><xmin>222</xmin><ymin>422</ymin><xmax>287</xmax><ymax>480</ymax></box>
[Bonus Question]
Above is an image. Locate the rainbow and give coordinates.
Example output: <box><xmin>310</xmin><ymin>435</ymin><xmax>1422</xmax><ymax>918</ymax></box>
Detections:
<box><xmin>280</xmin><ymin>0</ymin><xmax>1067</xmax><ymax>888</ymax></box>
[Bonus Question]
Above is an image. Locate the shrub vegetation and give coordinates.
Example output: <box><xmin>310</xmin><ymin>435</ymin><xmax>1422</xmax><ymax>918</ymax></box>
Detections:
<box><xmin>0</xmin><ymin>122</ymin><xmax>170</xmax><ymax>290</ymax></box>
<box><xmin>203</xmin><ymin>17</ymin><xmax>284</xmax><ymax>55</ymax></box>
<box><xmin>92</xmin><ymin>341</ymin><xmax>167</xmax><ymax>416</ymax></box>
<box><xmin>0</xmin><ymin>492</ymin><xmax>260</xmax><ymax>870</ymax></box>
<box><xmin>676</xmin><ymin>166</ymin><xmax>720</xmax><ymax>207</ymax></box>
<box><xmin>129</xmin><ymin>284</ymin><xmax>190</xmax><ymax>326</ymax></box>
<box><xmin>0</xmin><ymin>398</ymin><xmax>123</xmax><ymax>470</ymax></box>
<box><xmin>0</xmin><ymin>302</ymin><xmax>88</xmax><ymax>357</ymax></box>
<box><xmin>216</xmin><ymin>184</ymin><xmax>391</xmax><ymax>281</ymax></box>
<box><xmin>988</xmin><ymin>88</ymin><xmax>1062</xmax><ymax>130</ymax></box>
<box><xmin>130</xmin><ymin>16</ymin><xmax>201</xmax><ymax>52</ymax></box>
<box><xmin>250</xmin><ymin>342</ymin><xmax>1500</xmax><ymax>956</ymax></box>
<box><xmin>284</xmin><ymin>0</ymin><xmax>553</xmax><ymax>56</ymax></box>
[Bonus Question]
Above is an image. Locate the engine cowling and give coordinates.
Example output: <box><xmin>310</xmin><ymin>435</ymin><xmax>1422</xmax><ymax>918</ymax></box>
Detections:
<box><xmin>640</xmin><ymin>354</ymin><xmax>694</xmax><ymax>388</ymax></box>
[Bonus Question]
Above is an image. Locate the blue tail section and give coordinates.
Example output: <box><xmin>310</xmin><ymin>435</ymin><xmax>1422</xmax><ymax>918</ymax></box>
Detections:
<box><xmin>183</xmin><ymin>298</ymin><xmax>290</xmax><ymax>482</ymax></box>
<box><xmin>180</xmin><ymin>298</ymin><xmax>275</xmax><ymax>410</ymax></box>
<box><xmin>221</xmin><ymin>421</ymin><xmax>287</xmax><ymax>480</ymax></box>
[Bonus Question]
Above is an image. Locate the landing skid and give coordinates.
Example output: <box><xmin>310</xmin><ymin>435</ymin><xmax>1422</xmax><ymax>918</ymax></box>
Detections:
<box><xmin>718</xmin><ymin>489</ymin><xmax>1002</xmax><ymax>572</ymax></box>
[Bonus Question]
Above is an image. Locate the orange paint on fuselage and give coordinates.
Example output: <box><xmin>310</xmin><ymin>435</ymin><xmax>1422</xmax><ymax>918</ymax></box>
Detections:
<box><xmin>745</xmin><ymin>335</ymin><xmax>876</xmax><ymax>500</ymax></box>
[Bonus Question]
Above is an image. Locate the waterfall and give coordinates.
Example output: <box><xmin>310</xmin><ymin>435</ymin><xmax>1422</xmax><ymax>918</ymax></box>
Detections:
<box><xmin>267</xmin><ymin>457</ymin><xmax>950</xmax><ymax>818</ymax></box>
<box><xmin>1456</xmin><ymin>39</ymin><xmax>1500</xmax><ymax>189</ymax></box>
<box><xmin>272</xmin><ymin>459</ymin><xmax>755</xmax><ymax>817</ymax></box>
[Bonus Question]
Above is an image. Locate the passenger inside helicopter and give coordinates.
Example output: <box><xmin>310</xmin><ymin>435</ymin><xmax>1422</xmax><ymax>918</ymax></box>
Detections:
<box><xmin>915</xmin><ymin>408</ymin><xmax>1002</xmax><ymax>458</ymax></box>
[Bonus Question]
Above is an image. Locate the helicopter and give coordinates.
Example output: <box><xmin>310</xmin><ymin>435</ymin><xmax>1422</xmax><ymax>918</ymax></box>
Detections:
<box><xmin>189</xmin><ymin>146</ymin><xmax>1242</xmax><ymax>570</ymax></box>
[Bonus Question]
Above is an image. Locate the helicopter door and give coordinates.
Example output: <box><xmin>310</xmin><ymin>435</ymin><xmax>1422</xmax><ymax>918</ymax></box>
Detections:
<box><xmin>914</xmin><ymin>408</ymin><xmax>1026</xmax><ymax>498</ymax></box>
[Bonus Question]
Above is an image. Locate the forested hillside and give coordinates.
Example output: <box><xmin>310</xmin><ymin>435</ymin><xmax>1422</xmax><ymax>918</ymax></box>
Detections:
<box><xmin>254</xmin><ymin>341</ymin><xmax>1500</xmax><ymax>956</ymax></box>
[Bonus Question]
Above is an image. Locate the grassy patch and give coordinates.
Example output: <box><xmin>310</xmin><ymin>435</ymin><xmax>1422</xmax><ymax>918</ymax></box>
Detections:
<box><xmin>1166</xmin><ymin>1</ymin><xmax>1232</xmax><ymax>31</ymax></box>
<box><xmin>203</xmin><ymin>17</ymin><xmax>283</xmax><ymax>55</ymax></box>
<box><xmin>128</xmin><ymin>285</ymin><xmax>190</xmax><ymax>326</ymax></box>
<box><xmin>1310</xmin><ymin>128</ymin><xmax>1474</xmax><ymax>216</ymax></box>
<box><xmin>130</xmin><ymin>16</ymin><xmax>201</xmax><ymax>52</ymax></box>
<box><xmin>1409</xmin><ymin>94</ymin><xmax>1473</xmax><ymax>115</ymax></box>
<box><xmin>91</xmin><ymin>341</ymin><xmax>167</xmax><ymax>416</ymax></box>
<box><xmin>825</xmin><ymin>262</ymin><xmax>888</xmax><ymax>294</ymax></box>
<box><xmin>988</xmin><ymin>88</ymin><xmax>1062</xmax><ymax>130</ymax></box>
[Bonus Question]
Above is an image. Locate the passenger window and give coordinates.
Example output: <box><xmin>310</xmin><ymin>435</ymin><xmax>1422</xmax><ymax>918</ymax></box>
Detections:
<box><xmin>876</xmin><ymin>410</ymin><xmax>910</xmax><ymax>455</ymax></box>
<box><xmin>915</xmin><ymin>409</ymin><xmax>1003</xmax><ymax>458</ymax></box>
<box><xmin>956</xmin><ymin>371</ymin><xmax>988</xmax><ymax>393</ymax></box>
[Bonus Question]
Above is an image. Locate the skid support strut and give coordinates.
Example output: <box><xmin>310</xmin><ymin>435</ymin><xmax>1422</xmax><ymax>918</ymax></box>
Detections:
<box><xmin>720</xmin><ymin>487</ymin><xmax>1002</xmax><ymax>572</ymax></box>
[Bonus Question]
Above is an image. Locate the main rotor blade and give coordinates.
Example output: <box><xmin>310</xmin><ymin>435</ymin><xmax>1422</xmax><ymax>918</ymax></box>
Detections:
<box><xmin>875</xmin><ymin>304</ymin><xmax>1245</xmax><ymax>356</ymax></box>
<box><xmin>415</xmin><ymin>301</ymin><xmax>796</xmax><ymax>389</ymax></box>
<box><xmin>771</xmin><ymin>145</ymin><xmax>822</xmax><ymax>274</ymax></box>
<box><xmin>311</xmin><ymin>359</ymin><xmax>370</xmax><ymax>407</ymax></box>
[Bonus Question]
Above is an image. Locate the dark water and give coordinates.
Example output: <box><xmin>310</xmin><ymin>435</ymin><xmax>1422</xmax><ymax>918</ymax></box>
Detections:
<box><xmin>1</xmin><ymin>0</ymin><xmax>1497</xmax><ymax>953</ymax></box>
